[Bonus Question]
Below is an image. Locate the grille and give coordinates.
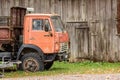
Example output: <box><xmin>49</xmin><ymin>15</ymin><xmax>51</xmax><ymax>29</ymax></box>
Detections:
<box><xmin>59</xmin><ymin>42</ymin><xmax>68</xmax><ymax>53</ymax></box>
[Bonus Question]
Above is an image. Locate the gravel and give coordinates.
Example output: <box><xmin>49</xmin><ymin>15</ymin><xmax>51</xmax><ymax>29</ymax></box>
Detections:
<box><xmin>2</xmin><ymin>74</ymin><xmax>120</xmax><ymax>80</ymax></box>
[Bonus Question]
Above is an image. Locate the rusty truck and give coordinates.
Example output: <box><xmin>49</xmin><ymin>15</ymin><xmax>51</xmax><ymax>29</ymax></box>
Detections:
<box><xmin>0</xmin><ymin>7</ymin><xmax>69</xmax><ymax>72</ymax></box>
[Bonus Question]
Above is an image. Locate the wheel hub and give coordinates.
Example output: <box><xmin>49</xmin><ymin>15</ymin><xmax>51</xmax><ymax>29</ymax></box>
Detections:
<box><xmin>24</xmin><ymin>58</ymin><xmax>39</xmax><ymax>72</ymax></box>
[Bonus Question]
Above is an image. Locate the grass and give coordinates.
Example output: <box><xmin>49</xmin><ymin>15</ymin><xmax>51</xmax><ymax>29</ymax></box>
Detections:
<box><xmin>3</xmin><ymin>61</ymin><xmax>120</xmax><ymax>78</ymax></box>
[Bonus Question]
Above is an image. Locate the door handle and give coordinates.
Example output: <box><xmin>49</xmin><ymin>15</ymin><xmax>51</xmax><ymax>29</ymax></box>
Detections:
<box><xmin>44</xmin><ymin>33</ymin><xmax>53</xmax><ymax>37</ymax></box>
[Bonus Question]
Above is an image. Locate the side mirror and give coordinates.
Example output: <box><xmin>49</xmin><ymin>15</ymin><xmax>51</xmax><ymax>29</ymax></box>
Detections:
<box><xmin>45</xmin><ymin>24</ymin><xmax>49</xmax><ymax>32</ymax></box>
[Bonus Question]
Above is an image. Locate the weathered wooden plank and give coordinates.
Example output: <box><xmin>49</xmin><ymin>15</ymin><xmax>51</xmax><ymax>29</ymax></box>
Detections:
<box><xmin>105</xmin><ymin>0</ymin><xmax>112</xmax><ymax>62</ymax></box>
<box><xmin>67</xmin><ymin>0</ymin><xmax>72</xmax><ymax>21</ymax></box>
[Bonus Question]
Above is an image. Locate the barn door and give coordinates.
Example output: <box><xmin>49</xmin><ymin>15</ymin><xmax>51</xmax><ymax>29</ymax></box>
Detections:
<box><xmin>75</xmin><ymin>22</ymin><xmax>89</xmax><ymax>59</ymax></box>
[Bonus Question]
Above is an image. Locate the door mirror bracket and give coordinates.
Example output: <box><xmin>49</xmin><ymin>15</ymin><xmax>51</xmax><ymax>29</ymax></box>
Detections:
<box><xmin>45</xmin><ymin>24</ymin><xmax>49</xmax><ymax>32</ymax></box>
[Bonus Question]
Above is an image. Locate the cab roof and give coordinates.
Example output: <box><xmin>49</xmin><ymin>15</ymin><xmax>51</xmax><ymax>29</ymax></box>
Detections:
<box><xmin>25</xmin><ymin>13</ymin><xmax>59</xmax><ymax>17</ymax></box>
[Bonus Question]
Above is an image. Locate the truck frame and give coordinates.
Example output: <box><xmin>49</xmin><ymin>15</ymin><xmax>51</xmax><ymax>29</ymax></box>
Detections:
<box><xmin>0</xmin><ymin>7</ymin><xmax>69</xmax><ymax>72</ymax></box>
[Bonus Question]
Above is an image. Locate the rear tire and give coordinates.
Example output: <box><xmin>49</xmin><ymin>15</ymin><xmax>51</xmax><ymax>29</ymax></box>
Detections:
<box><xmin>44</xmin><ymin>61</ymin><xmax>54</xmax><ymax>70</ymax></box>
<box><xmin>20</xmin><ymin>53</ymin><xmax>44</xmax><ymax>72</ymax></box>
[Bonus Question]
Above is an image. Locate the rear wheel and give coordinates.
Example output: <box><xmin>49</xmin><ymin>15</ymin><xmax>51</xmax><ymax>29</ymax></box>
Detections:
<box><xmin>20</xmin><ymin>53</ymin><xmax>44</xmax><ymax>72</ymax></box>
<box><xmin>44</xmin><ymin>61</ymin><xmax>54</xmax><ymax>70</ymax></box>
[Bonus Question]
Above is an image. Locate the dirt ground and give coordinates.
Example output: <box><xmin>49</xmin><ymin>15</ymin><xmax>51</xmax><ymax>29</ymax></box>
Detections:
<box><xmin>1</xmin><ymin>74</ymin><xmax>120</xmax><ymax>80</ymax></box>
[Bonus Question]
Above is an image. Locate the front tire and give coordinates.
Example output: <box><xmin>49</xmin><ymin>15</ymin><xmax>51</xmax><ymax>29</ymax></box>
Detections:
<box><xmin>44</xmin><ymin>61</ymin><xmax>54</xmax><ymax>70</ymax></box>
<box><xmin>20</xmin><ymin>53</ymin><xmax>44</xmax><ymax>72</ymax></box>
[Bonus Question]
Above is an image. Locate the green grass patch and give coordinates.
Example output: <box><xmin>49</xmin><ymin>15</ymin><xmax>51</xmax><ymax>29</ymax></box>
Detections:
<box><xmin>3</xmin><ymin>61</ymin><xmax>120</xmax><ymax>78</ymax></box>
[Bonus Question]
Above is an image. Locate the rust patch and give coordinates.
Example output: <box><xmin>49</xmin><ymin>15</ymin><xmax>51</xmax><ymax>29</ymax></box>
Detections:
<box><xmin>0</xmin><ymin>26</ymin><xmax>12</xmax><ymax>44</ymax></box>
<box><xmin>11</xmin><ymin>7</ymin><xmax>26</xmax><ymax>27</ymax></box>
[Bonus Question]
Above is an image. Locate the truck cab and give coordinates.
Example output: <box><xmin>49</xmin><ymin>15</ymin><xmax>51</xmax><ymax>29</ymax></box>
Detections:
<box><xmin>24</xmin><ymin>14</ymin><xmax>69</xmax><ymax>54</ymax></box>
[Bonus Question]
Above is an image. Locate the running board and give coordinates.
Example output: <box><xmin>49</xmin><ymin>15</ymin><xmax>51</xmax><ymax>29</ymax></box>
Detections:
<box><xmin>0</xmin><ymin>60</ymin><xmax>21</xmax><ymax>68</ymax></box>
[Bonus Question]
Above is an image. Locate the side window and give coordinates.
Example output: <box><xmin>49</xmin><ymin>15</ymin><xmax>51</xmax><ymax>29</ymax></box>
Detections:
<box><xmin>32</xmin><ymin>19</ymin><xmax>43</xmax><ymax>30</ymax></box>
<box><xmin>44</xmin><ymin>19</ymin><xmax>51</xmax><ymax>31</ymax></box>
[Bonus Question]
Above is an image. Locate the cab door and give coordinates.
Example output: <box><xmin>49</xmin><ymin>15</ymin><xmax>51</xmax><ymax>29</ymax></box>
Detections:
<box><xmin>28</xmin><ymin>17</ymin><xmax>54</xmax><ymax>53</ymax></box>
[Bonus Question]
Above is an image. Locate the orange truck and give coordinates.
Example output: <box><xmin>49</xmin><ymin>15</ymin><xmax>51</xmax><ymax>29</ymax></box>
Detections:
<box><xmin>0</xmin><ymin>7</ymin><xmax>69</xmax><ymax>72</ymax></box>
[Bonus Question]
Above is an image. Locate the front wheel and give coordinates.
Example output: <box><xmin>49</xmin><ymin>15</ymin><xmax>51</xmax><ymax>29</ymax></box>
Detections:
<box><xmin>20</xmin><ymin>53</ymin><xmax>44</xmax><ymax>72</ymax></box>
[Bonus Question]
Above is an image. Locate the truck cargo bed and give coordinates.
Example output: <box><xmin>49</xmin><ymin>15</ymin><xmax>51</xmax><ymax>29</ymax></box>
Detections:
<box><xmin>0</xmin><ymin>17</ymin><xmax>12</xmax><ymax>44</ymax></box>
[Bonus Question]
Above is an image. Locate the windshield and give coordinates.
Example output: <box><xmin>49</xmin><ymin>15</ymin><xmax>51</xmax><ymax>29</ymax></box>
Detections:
<box><xmin>51</xmin><ymin>16</ymin><xmax>64</xmax><ymax>32</ymax></box>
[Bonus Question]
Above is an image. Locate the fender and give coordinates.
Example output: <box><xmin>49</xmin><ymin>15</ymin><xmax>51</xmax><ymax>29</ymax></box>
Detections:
<box><xmin>16</xmin><ymin>44</ymin><xmax>44</xmax><ymax>60</ymax></box>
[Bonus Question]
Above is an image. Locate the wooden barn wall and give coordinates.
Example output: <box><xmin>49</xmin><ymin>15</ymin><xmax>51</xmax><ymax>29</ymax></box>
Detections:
<box><xmin>0</xmin><ymin>0</ymin><xmax>118</xmax><ymax>62</ymax></box>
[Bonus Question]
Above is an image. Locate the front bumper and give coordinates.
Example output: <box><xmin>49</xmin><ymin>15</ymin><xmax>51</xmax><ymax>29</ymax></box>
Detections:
<box><xmin>57</xmin><ymin>52</ymin><xmax>69</xmax><ymax>61</ymax></box>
